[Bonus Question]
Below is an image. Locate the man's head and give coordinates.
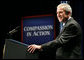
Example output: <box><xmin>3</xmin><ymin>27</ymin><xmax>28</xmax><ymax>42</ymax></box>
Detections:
<box><xmin>56</xmin><ymin>3</ymin><xmax>72</xmax><ymax>22</ymax></box>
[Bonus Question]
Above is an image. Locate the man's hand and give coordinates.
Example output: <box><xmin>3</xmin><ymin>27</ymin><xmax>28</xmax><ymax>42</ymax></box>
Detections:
<box><xmin>27</xmin><ymin>44</ymin><xmax>42</xmax><ymax>53</ymax></box>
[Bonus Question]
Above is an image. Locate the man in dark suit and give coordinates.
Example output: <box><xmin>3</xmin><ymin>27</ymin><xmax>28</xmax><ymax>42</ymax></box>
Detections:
<box><xmin>27</xmin><ymin>3</ymin><xmax>82</xmax><ymax>59</ymax></box>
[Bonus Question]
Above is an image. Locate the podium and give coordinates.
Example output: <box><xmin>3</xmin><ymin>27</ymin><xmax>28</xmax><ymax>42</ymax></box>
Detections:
<box><xmin>3</xmin><ymin>39</ymin><xmax>39</xmax><ymax>59</ymax></box>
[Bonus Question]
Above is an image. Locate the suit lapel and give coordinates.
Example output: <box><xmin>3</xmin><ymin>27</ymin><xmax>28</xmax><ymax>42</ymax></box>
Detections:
<box><xmin>56</xmin><ymin>17</ymin><xmax>74</xmax><ymax>39</ymax></box>
<box><xmin>59</xmin><ymin>17</ymin><xmax>73</xmax><ymax>34</ymax></box>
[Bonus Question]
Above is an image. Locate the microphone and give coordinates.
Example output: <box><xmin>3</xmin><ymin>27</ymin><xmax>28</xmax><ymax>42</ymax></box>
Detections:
<box><xmin>8</xmin><ymin>26</ymin><xmax>20</xmax><ymax>34</ymax></box>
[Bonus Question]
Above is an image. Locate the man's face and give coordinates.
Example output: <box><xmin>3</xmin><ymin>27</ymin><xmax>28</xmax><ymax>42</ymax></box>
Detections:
<box><xmin>56</xmin><ymin>8</ymin><xmax>68</xmax><ymax>22</ymax></box>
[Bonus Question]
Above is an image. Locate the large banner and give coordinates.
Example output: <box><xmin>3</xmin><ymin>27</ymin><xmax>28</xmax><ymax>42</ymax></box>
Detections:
<box><xmin>21</xmin><ymin>14</ymin><xmax>56</xmax><ymax>45</ymax></box>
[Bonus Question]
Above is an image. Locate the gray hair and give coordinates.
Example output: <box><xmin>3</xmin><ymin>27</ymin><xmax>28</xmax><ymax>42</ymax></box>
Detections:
<box><xmin>57</xmin><ymin>3</ymin><xmax>72</xmax><ymax>16</ymax></box>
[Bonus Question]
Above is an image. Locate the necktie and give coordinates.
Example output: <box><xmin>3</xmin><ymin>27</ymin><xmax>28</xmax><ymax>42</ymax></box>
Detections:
<box><xmin>60</xmin><ymin>22</ymin><xmax>63</xmax><ymax>33</ymax></box>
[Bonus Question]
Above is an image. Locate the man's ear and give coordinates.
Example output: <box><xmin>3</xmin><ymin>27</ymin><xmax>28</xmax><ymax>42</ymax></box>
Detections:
<box><xmin>65</xmin><ymin>11</ymin><xmax>70</xmax><ymax>15</ymax></box>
